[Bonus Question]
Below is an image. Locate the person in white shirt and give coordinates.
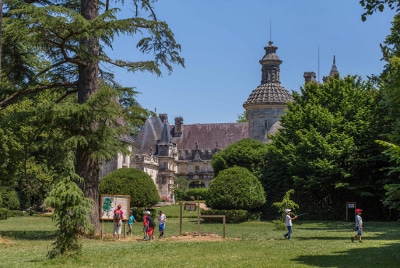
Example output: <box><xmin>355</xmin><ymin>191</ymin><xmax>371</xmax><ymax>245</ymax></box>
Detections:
<box><xmin>158</xmin><ymin>210</ymin><xmax>167</xmax><ymax>238</ymax></box>
<box><xmin>351</xmin><ymin>208</ymin><xmax>363</xmax><ymax>243</ymax></box>
<box><xmin>283</xmin><ymin>209</ymin><xmax>298</xmax><ymax>240</ymax></box>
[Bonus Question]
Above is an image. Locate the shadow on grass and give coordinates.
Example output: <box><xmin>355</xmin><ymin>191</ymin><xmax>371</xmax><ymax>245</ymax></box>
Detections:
<box><xmin>0</xmin><ymin>230</ymin><xmax>56</xmax><ymax>240</ymax></box>
<box><xmin>292</xmin><ymin>242</ymin><xmax>400</xmax><ymax>267</ymax></box>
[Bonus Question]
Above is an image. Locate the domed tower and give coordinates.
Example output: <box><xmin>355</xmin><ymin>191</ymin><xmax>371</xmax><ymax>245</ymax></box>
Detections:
<box><xmin>243</xmin><ymin>41</ymin><xmax>293</xmax><ymax>142</ymax></box>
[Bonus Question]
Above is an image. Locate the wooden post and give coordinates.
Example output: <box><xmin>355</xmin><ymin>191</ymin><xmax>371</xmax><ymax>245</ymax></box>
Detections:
<box><xmin>179</xmin><ymin>201</ymin><xmax>183</xmax><ymax>235</ymax></box>
<box><xmin>197</xmin><ymin>200</ymin><xmax>200</xmax><ymax>235</ymax></box>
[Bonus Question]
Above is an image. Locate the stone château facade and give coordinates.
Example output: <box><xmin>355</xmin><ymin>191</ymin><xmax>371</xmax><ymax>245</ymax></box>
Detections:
<box><xmin>101</xmin><ymin>40</ymin><xmax>339</xmax><ymax>202</ymax></box>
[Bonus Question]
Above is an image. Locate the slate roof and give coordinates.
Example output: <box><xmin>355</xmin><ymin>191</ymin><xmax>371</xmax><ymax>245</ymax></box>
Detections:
<box><xmin>132</xmin><ymin>116</ymin><xmax>249</xmax><ymax>154</ymax></box>
<box><xmin>243</xmin><ymin>83</ymin><xmax>293</xmax><ymax>106</ymax></box>
<box><xmin>172</xmin><ymin>122</ymin><xmax>249</xmax><ymax>151</ymax></box>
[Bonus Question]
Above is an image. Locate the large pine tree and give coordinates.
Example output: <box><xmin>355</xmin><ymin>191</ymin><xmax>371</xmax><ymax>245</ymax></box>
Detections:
<box><xmin>1</xmin><ymin>0</ymin><xmax>184</xmax><ymax>231</ymax></box>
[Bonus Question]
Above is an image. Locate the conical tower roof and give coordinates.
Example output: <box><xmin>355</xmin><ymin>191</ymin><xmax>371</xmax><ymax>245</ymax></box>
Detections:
<box><xmin>244</xmin><ymin>41</ymin><xmax>293</xmax><ymax>108</ymax></box>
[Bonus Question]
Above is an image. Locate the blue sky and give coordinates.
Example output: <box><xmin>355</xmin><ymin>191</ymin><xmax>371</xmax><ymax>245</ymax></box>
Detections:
<box><xmin>106</xmin><ymin>0</ymin><xmax>395</xmax><ymax>124</ymax></box>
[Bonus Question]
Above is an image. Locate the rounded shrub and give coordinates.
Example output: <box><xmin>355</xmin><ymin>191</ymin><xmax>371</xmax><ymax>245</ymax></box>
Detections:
<box><xmin>206</xmin><ymin>166</ymin><xmax>266</xmax><ymax>210</ymax></box>
<box><xmin>99</xmin><ymin>168</ymin><xmax>159</xmax><ymax>208</ymax></box>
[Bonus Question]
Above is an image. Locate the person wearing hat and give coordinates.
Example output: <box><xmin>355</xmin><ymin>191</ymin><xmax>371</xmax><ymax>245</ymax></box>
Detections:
<box><xmin>283</xmin><ymin>209</ymin><xmax>298</xmax><ymax>240</ymax></box>
<box><xmin>351</xmin><ymin>208</ymin><xmax>363</xmax><ymax>243</ymax></box>
<box><xmin>113</xmin><ymin>204</ymin><xmax>124</xmax><ymax>241</ymax></box>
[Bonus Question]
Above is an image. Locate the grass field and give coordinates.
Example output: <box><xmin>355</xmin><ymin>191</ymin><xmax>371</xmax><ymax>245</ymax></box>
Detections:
<box><xmin>0</xmin><ymin>208</ymin><xmax>399</xmax><ymax>267</ymax></box>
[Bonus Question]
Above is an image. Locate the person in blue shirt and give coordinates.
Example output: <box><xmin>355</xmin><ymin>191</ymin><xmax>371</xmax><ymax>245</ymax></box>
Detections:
<box><xmin>126</xmin><ymin>211</ymin><xmax>137</xmax><ymax>236</ymax></box>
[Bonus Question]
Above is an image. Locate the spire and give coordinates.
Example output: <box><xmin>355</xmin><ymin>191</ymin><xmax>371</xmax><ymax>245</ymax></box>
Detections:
<box><xmin>323</xmin><ymin>55</ymin><xmax>339</xmax><ymax>83</ymax></box>
<box><xmin>259</xmin><ymin>41</ymin><xmax>282</xmax><ymax>84</ymax></box>
<box><xmin>328</xmin><ymin>55</ymin><xmax>339</xmax><ymax>77</ymax></box>
<box><xmin>160</xmin><ymin>123</ymin><xmax>170</xmax><ymax>144</ymax></box>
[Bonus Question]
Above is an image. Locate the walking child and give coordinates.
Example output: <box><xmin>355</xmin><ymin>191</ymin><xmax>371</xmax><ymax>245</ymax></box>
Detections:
<box><xmin>158</xmin><ymin>210</ymin><xmax>167</xmax><ymax>238</ymax></box>
<box><xmin>283</xmin><ymin>209</ymin><xmax>298</xmax><ymax>240</ymax></box>
<box><xmin>351</xmin><ymin>208</ymin><xmax>363</xmax><ymax>243</ymax></box>
<box><xmin>126</xmin><ymin>211</ymin><xmax>137</xmax><ymax>236</ymax></box>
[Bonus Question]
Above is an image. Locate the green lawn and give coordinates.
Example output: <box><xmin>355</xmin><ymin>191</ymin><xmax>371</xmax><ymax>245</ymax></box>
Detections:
<box><xmin>0</xmin><ymin>212</ymin><xmax>399</xmax><ymax>267</ymax></box>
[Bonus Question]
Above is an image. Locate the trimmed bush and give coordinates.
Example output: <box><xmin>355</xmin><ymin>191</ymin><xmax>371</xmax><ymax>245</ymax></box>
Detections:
<box><xmin>206</xmin><ymin>166</ymin><xmax>266</xmax><ymax>210</ymax></box>
<box><xmin>0</xmin><ymin>208</ymin><xmax>8</xmax><ymax>220</ymax></box>
<box><xmin>99</xmin><ymin>168</ymin><xmax>159</xmax><ymax>209</ymax></box>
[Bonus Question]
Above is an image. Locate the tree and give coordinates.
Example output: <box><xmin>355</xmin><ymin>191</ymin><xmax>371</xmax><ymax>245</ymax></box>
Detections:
<box><xmin>44</xmin><ymin>153</ymin><xmax>93</xmax><ymax>258</ymax></box>
<box><xmin>99</xmin><ymin>168</ymin><xmax>159</xmax><ymax>209</ymax></box>
<box><xmin>206</xmin><ymin>166</ymin><xmax>266</xmax><ymax>210</ymax></box>
<box><xmin>272</xmin><ymin>189</ymin><xmax>300</xmax><ymax>215</ymax></box>
<box><xmin>360</xmin><ymin>0</ymin><xmax>400</xmax><ymax>21</ymax></box>
<box><xmin>266</xmin><ymin>76</ymin><xmax>391</xmax><ymax>219</ymax></box>
<box><xmin>211</xmin><ymin>138</ymin><xmax>269</xmax><ymax>177</ymax></box>
<box><xmin>236</xmin><ymin>110</ymin><xmax>248</xmax><ymax>122</ymax></box>
<box><xmin>2</xmin><ymin>0</ymin><xmax>184</xmax><ymax>231</ymax></box>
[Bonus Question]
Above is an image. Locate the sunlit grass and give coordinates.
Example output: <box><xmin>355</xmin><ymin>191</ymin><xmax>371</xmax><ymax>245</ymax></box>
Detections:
<box><xmin>0</xmin><ymin>213</ymin><xmax>399</xmax><ymax>267</ymax></box>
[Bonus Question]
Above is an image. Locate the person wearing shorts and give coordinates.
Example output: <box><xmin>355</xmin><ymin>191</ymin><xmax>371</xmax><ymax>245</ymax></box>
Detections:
<box><xmin>351</xmin><ymin>208</ymin><xmax>363</xmax><ymax>243</ymax></box>
<box><xmin>158</xmin><ymin>210</ymin><xmax>167</xmax><ymax>238</ymax></box>
<box><xmin>113</xmin><ymin>205</ymin><xmax>124</xmax><ymax>241</ymax></box>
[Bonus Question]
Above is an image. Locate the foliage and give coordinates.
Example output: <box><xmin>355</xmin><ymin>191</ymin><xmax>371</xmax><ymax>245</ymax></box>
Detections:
<box><xmin>99</xmin><ymin>168</ymin><xmax>159</xmax><ymax>209</ymax></box>
<box><xmin>359</xmin><ymin>0</ymin><xmax>400</xmax><ymax>21</ymax></box>
<box><xmin>180</xmin><ymin>188</ymin><xmax>209</xmax><ymax>201</ymax></box>
<box><xmin>272</xmin><ymin>189</ymin><xmax>300</xmax><ymax>220</ymax></box>
<box><xmin>236</xmin><ymin>110</ymin><xmax>248</xmax><ymax>122</ymax></box>
<box><xmin>44</xmin><ymin>153</ymin><xmax>94</xmax><ymax>258</ymax></box>
<box><xmin>211</xmin><ymin>138</ymin><xmax>269</xmax><ymax>177</ymax></box>
<box><xmin>206</xmin><ymin>166</ymin><xmax>266</xmax><ymax>210</ymax></box>
<box><xmin>201</xmin><ymin>209</ymin><xmax>250</xmax><ymax>223</ymax></box>
<box><xmin>264</xmin><ymin>76</ymin><xmax>391</xmax><ymax>219</ymax></box>
<box><xmin>174</xmin><ymin>176</ymin><xmax>189</xmax><ymax>191</ymax></box>
<box><xmin>0</xmin><ymin>188</ymin><xmax>20</xmax><ymax>210</ymax></box>
<box><xmin>1</xmin><ymin>0</ymin><xmax>183</xmax><ymax>231</ymax></box>
<box><xmin>376</xmin><ymin>140</ymin><xmax>400</xmax><ymax>210</ymax></box>
<box><xmin>0</xmin><ymin>208</ymin><xmax>8</xmax><ymax>220</ymax></box>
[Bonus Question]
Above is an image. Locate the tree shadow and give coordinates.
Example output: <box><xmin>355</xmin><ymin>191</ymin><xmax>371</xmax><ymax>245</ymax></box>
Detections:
<box><xmin>0</xmin><ymin>230</ymin><xmax>56</xmax><ymax>240</ymax></box>
<box><xmin>292</xmin><ymin>242</ymin><xmax>400</xmax><ymax>267</ymax></box>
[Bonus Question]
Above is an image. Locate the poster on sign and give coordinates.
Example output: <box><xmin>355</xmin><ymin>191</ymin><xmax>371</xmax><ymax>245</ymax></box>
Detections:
<box><xmin>100</xmin><ymin>195</ymin><xmax>130</xmax><ymax>221</ymax></box>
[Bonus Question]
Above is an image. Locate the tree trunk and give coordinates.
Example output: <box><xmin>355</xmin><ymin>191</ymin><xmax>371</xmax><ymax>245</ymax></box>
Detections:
<box><xmin>77</xmin><ymin>0</ymin><xmax>101</xmax><ymax>232</ymax></box>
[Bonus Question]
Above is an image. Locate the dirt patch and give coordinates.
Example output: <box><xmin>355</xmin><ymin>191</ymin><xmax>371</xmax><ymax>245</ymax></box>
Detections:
<box><xmin>0</xmin><ymin>236</ymin><xmax>14</xmax><ymax>244</ymax></box>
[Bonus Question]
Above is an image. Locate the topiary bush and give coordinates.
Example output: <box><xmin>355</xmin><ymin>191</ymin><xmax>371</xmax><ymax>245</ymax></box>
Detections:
<box><xmin>206</xmin><ymin>166</ymin><xmax>266</xmax><ymax>210</ymax></box>
<box><xmin>99</xmin><ymin>168</ymin><xmax>159</xmax><ymax>209</ymax></box>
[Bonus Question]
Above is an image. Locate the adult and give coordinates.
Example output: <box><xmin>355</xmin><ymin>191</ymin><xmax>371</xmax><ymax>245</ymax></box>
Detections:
<box><xmin>158</xmin><ymin>210</ymin><xmax>167</xmax><ymax>238</ymax></box>
<box><xmin>113</xmin><ymin>204</ymin><xmax>124</xmax><ymax>241</ymax></box>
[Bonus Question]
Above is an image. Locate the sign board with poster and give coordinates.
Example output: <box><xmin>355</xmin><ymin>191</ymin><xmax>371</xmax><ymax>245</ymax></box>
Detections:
<box><xmin>100</xmin><ymin>195</ymin><xmax>130</xmax><ymax>221</ymax></box>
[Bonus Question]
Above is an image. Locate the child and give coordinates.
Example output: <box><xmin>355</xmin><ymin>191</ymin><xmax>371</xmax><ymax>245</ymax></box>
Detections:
<box><xmin>126</xmin><ymin>211</ymin><xmax>137</xmax><ymax>236</ymax></box>
<box><xmin>143</xmin><ymin>211</ymin><xmax>149</xmax><ymax>240</ymax></box>
<box><xmin>351</xmin><ymin>208</ymin><xmax>363</xmax><ymax>243</ymax></box>
<box><xmin>158</xmin><ymin>210</ymin><xmax>167</xmax><ymax>238</ymax></box>
<box><xmin>146</xmin><ymin>211</ymin><xmax>156</xmax><ymax>241</ymax></box>
<box><xmin>283</xmin><ymin>209</ymin><xmax>298</xmax><ymax>240</ymax></box>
